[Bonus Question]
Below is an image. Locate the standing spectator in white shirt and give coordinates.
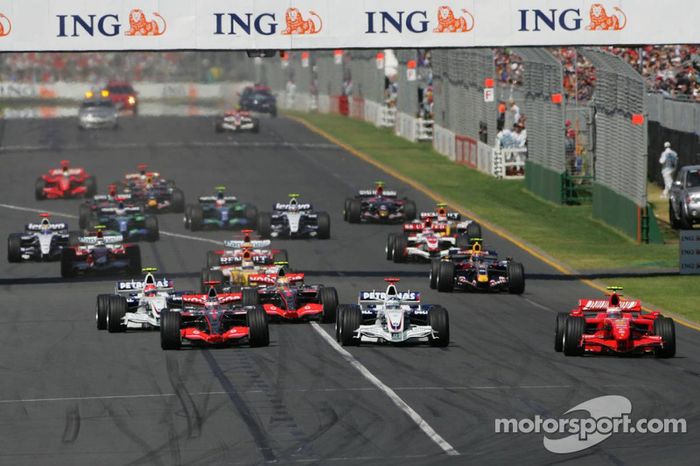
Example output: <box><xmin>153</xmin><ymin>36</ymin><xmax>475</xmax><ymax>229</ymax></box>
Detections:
<box><xmin>659</xmin><ymin>141</ymin><xmax>678</xmax><ymax>198</ymax></box>
<box><xmin>509</xmin><ymin>99</ymin><xmax>521</xmax><ymax>126</ymax></box>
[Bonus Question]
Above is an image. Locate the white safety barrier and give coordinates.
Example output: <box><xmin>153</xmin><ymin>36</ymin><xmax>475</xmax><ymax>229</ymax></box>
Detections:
<box><xmin>432</xmin><ymin>124</ymin><xmax>456</xmax><ymax>161</ymax></box>
<box><xmin>362</xmin><ymin>99</ymin><xmax>397</xmax><ymax>129</ymax></box>
<box><xmin>498</xmin><ymin>147</ymin><xmax>528</xmax><ymax>179</ymax></box>
<box><xmin>317</xmin><ymin>94</ymin><xmax>331</xmax><ymax>114</ymax></box>
<box><xmin>395</xmin><ymin>112</ymin><xmax>433</xmax><ymax>143</ymax></box>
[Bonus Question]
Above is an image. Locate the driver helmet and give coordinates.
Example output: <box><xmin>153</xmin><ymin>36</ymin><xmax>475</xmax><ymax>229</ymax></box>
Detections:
<box><xmin>115</xmin><ymin>201</ymin><xmax>126</xmax><ymax>216</ymax></box>
<box><xmin>376</xmin><ymin>186</ymin><xmax>384</xmax><ymax>196</ymax></box>
<box><xmin>95</xmin><ymin>237</ymin><xmax>106</xmax><ymax>247</ymax></box>
<box><xmin>288</xmin><ymin>201</ymin><xmax>299</xmax><ymax>212</ymax></box>
<box><xmin>424</xmin><ymin>218</ymin><xmax>433</xmax><ymax>229</ymax></box>
<box><xmin>40</xmin><ymin>217</ymin><xmax>51</xmax><ymax>232</ymax></box>
<box><xmin>62</xmin><ymin>165</ymin><xmax>70</xmax><ymax>176</ymax></box>
<box><xmin>108</xmin><ymin>184</ymin><xmax>117</xmax><ymax>197</ymax></box>
<box><xmin>144</xmin><ymin>284</ymin><xmax>157</xmax><ymax>296</ymax></box>
<box><xmin>607</xmin><ymin>306</ymin><xmax>622</xmax><ymax>319</ymax></box>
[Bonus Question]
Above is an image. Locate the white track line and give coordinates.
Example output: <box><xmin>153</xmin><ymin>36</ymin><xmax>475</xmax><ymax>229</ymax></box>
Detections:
<box><xmin>0</xmin><ymin>203</ymin><xmax>222</xmax><ymax>246</ymax></box>
<box><xmin>309</xmin><ymin>322</ymin><xmax>460</xmax><ymax>456</ymax></box>
<box><xmin>0</xmin><ymin>141</ymin><xmax>339</xmax><ymax>153</ymax></box>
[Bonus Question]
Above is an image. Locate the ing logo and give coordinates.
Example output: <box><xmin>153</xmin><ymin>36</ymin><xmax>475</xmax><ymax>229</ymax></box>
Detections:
<box><xmin>281</xmin><ymin>8</ymin><xmax>322</xmax><ymax>35</ymax></box>
<box><xmin>125</xmin><ymin>9</ymin><xmax>166</xmax><ymax>36</ymax></box>
<box><xmin>586</xmin><ymin>4</ymin><xmax>626</xmax><ymax>31</ymax></box>
<box><xmin>433</xmin><ymin>6</ymin><xmax>474</xmax><ymax>33</ymax></box>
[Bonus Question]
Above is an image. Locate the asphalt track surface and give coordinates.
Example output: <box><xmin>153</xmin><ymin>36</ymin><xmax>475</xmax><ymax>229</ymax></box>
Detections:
<box><xmin>0</xmin><ymin>115</ymin><xmax>698</xmax><ymax>466</ymax></box>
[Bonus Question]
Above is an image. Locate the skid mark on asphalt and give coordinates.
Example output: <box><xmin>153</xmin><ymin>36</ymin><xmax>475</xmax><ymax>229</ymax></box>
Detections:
<box><xmin>165</xmin><ymin>356</ymin><xmax>202</xmax><ymax>439</ymax></box>
<box><xmin>0</xmin><ymin>203</ymin><xmax>222</xmax><ymax>246</ymax></box>
<box><xmin>309</xmin><ymin>322</ymin><xmax>460</xmax><ymax>456</ymax></box>
<box><xmin>61</xmin><ymin>404</ymin><xmax>81</xmax><ymax>443</ymax></box>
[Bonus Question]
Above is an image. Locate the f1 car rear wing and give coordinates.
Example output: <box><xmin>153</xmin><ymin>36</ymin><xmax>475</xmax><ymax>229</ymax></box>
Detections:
<box><xmin>223</xmin><ymin>239</ymin><xmax>271</xmax><ymax>249</ymax></box>
<box><xmin>25</xmin><ymin>223</ymin><xmax>68</xmax><ymax>232</ymax></box>
<box><xmin>248</xmin><ymin>272</ymin><xmax>305</xmax><ymax>285</ymax></box>
<box><xmin>79</xmin><ymin>234</ymin><xmax>124</xmax><ymax>245</ymax></box>
<box><xmin>125</xmin><ymin>172</ymin><xmax>161</xmax><ymax>180</ymax></box>
<box><xmin>100</xmin><ymin>206</ymin><xmax>141</xmax><ymax>214</ymax></box>
<box><xmin>115</xmin><ymin>278</ymin><xmax>174</xmax><ymax>294</ymax></box>
<box><xmin>420</xmin><ymin>212</ymin><xmax>461</xmax><ymax>220</ymax></box>
<box><xmin>48</xmin><ymin>168</ymin><xmax>83</xmax><ymax>176</ymax></box>
<box><xmin>274</xmin><ymin>203</ymin><xmax>312</xmax><ymax>211</ymax></box>
<box><xmin>181</xmin><ymin>293</ymin><xmax>242</xmax><ymax>306</ymax></box>
<box><xmin>199</xmin><ymin>196</ymin><xmax>238</xmax><ymax>203</ymax></box>
<box><xmin>578</xmin><ymin>299</ymin><xmax>642</xmax><ymax>312</ymax></box>
<box><xmin>92</xmin><ymin>193</ymin><xmax>132</xmax><ymax>201</ymax></box>
<box><xmin>403</xmin><ymin>222</ymin><xmax>449</xmax><ymax>232</ymax></box>
<box><xmin>358</xmin><ymin>189</ymin><xmax>397</xmax><ymax>197</ymax></box>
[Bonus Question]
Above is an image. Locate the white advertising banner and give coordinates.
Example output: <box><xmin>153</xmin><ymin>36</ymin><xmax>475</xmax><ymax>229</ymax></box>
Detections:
<box><xmin>680</xmin><ymin>230</ymin><xmax>700</xmax><ymax>275</ymax></box>
<box><xmin>0</xmin><ymin>1</ymin><xmax>696</xmax><ymax>51</ymax></box>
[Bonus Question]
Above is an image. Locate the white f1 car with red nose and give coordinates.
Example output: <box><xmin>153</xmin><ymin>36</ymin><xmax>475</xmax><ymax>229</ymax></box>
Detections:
<box><xmin>7</xmin><ymin>214</ymin><xmax>78</xmax><ymax>262</ymax></box>
<box><xmin>336</xmin><ymin>278</ymin><xmax>449</xmax><ymax>347</ymax></box>
<box><xmin>96</xmin><ymin>268</ymin><xmax>186</xmax><ymax>333</ymax></box>
<box><xmin>215</xmin><ymin>109</ymin><xmax>260</xmax><ymax>133</ymax></box>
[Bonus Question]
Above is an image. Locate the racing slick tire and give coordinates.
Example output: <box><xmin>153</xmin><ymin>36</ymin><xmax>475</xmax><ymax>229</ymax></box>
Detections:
<box><xmin>554</xmin><ymin>312</ymin><xmax>568</xmax><ymax>352</ymax></box>
<box><xmin>145</xmin><ymin>216</ymin><xmax>159</xmax><ymax>242</ymax></box>
<box><xmin>437</xmin><ymin>261</ymin><xmax>455</xmax><ymax>292</ymax></box>
<box><xmin>429</xmin><ymin>259</ymin><xmax>441</xmax><ymax>289</ymax></box>
<box><xmin>428</xmin><ymin>306</ymin><xmax>450</xmax><ymax>347</ymax></box>
<box><xmin>200</xmin><ymin>268</ymin><xmax>211</xmax><ymax>292</ymax></box>
<box><xmin>317</xmin><ymin>212</ymin><xmax>331</xmax><ymax>239</ymax></box>
<box><xmin>247</xmin><ymin>306</ymin><xmax>270</xmax><ymax>347</ymax></box>
<box><xmin>320</xmin><ymin>287</ymin><xmax>339</xmax><ymax>323</ymax></box>
<box><xmin>171</xmin><ymin>189</ymin><xmax>186</xmax><ymax>213</ymax></box>
<box><xmin>107</xmin><ymin>295</ymin><xmax>127</xmax><ymax>333</ymax></box>
<box><xmin>654</xmin><ymin>317</ymin><xmax>676</xmax><ymax>358</ymax></box>
<box><xmin>251</xmin><ymin>119</ymin><xmax>260</xmax><ymax>134</ymax></box>
<box><xmin>347</xmin><ymin>199</ymin><xmax>362</xmax><ymax>224</ymax></box>
<box><xmin>386</xmin><ymin>233</ymin><xmax>397</xmax><ymax>260</ymax></box>
<box><xmin>563</xmin><ymin>316</ymin><xmax>585</xmax><ymax>356</ymax></box>
<box><xmin>669</xmin><ymin>201</ymin><xmax>680</xmax><ymax>229</ymax></box>
<box><xmin>403</xmin><ymin>200</ymin><xmax>417</xmax><ymax>221</ymax></box>
<box><xmin>242</xmin><ymin>288</ymin><xmax>259</xmax><ymax>306</ymax></box>
<box><xmin>35</xmin><ymin>178</ymin><xmax>46</xmax><ymax>200</ymax></box>
<box><xmin>7</xmin><ymin>233</ymin><xmax>22</xmax><ymax>263</ymax></box>
<box><xmin>466</xmin><ymin>222</ymin><xmax>482</xmax><ymax>240</ymax></box>
<box><xmin>184</xmin><ymin>205</ymin><xmax>193</xmax><ymax>229</ymax></box>
<box><xmin>84</xmin><ymin>177</ymin><xmax>97</xmax><ymax>197</ymax></box>
<box><xmin>343</xmin><ymin>199</ymin><xmax>351</xmax><ymax>222</ymax></box>
<box><xmin>340</xmin><ymin>305</ymin><xmax>362</xmax><ymax>346</ymax></box>
<box><xmin>507</xmin><ymin>262</ymin><xmax>526</xmax><ymax>295</ymax></box>
<box><xmin>206</xmin><ymin>251</ymin><xmax>221</xmax><ymax>268</ymax></box>
<box><xmin>257</xmin><ymin>213</ymin><xmax>272</xmax><ymax>239</ymax></box>
<box><xmin>245</xmin><ymin>205</ymin><xmax>259</xmax><ymax>229</ymax></box>
<box><xmin>215</xmin><ymin>121</ymin><xmax>224</xmax><ymax>133</ymax></box>
<box><xmin>273</xmin><ymin>249</ymin><xmax>289</xmax><ymax>263</ymax></box>
<box><xmin>60</xmin><ymin>248</ymin><xmax>77</xmax><ymax>278</ymax></box>
<box><xmin>160</xmin><ymin>310</ymin><xmax>182</xmax><ymax>350</ymax></box>
<box><xmin>392</xmin><ymin>235</ymin><xmax>408</xmax><ymax>263</ymax></box>
<box><xmin>456</xmin><ymin>235</ymin><xmax>471</xmax><ymax>249</ymax></box>
<box><xmin>125</xmin><ymin>245</ymin><xmax>142</xmax><ymax>275</ymax></box>
<box><xmin>336</xmin><ymin>304</ymin><xmax>349</xmax><ymax>342</ymax></box>
<box><xmin>189</xmin><ymin>205</ymin><xmax>204</xmax><ymax>231</ymax></box>
<box><xmin>79</xmin><ymin>203</ymin><xmax>92</xmax><ymax>230</ymax></box>
<box><xmin>96</xmin><ymin>294</ymin><xmax>111</xmax><ymax>330</ymax></box>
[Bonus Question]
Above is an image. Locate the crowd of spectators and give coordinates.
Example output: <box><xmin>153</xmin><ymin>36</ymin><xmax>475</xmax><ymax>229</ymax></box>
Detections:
<box><xmin>0</xmin><ymin>52</ymin><xmax>247</xmax><ymax>83</ymax></box>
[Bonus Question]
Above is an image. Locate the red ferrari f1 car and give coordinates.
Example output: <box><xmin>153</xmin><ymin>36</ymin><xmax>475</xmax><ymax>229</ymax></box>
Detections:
<box><xmin>35</xmin><ymin>160</ymin><xmax>96</xmax><ymax>200</ymax></box>
<box><xmin>555</xmin><ymin>287</ymin><xmax>676</xmax><ymax>358</ymax></box>
<box><xmin>160</xmin><ymin>284</ymin><xmax>268</xmax><ymax>349</ymax></box>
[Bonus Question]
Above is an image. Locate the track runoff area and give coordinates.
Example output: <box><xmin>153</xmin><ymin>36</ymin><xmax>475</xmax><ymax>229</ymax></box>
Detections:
<box><xmin>0</xmin><ymin>112</ymin><xmax>696</xmax><ymax>464</ymax></box>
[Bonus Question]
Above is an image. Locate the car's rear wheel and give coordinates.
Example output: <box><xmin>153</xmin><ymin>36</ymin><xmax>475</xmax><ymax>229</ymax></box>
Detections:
<box><xmin>126</xmin><ymin>246</ymin><xmax>141</xmax><ymax>275</ymax></box>
<box><xmin>257</xmin><ymin>213</ymin><xmax>272</xmax><ymax>239</ymax></box>
<box><xmin>386</xmin><ymin>233</ymin><xmax>396</xmax><ymax>260</ymax></box>
<box><xmin>466</xmin><ymin>221</ymin><xmax>482</xmax><ymax>240</ymax></box>
<box><xmin>437</xmin><ymin>261</ymin><xmax>455</xmax><ymax>292</ymax></box>
<box><xmin>107</xmin><ymin>295</ymin><xmax>127</xmax><ymax>333</ymax></box>
<box><xmin>184</xmin><ymin>204</ymin><xmax>193</xmax><ymax>229</ymax></box>
<box><xmin>428</xmin><ymin>306</ymin><xmax>450</xmax><ymax>347</ymax></box>
<box><xmin>343</xmin><ymin>199</ymin><xmax>352</xmax><ymax>222</ymax></box>
<box><xmin>654</xmin><ymin>317</ymin><xmax>676</xmax><ymax>358</ymax></box>
<box><xmin>84</xmin><ymin>177</ymin><xmax>97</xmax><ymax>197</ymax></box>
<box><xmin>160</xmin><ymin>310</ymin><xmax>182</xmax><ymax>350</ymax></box>
<box><xmin>247</xmin><ymin>306</ymin><xmax>270</xmax><ymax>347</ymax></box>
<box><xmin>429</xmin><ymin>259</ymin><xmax>441</xmax><ymax>289</ymax></box>
<box><xmin>171</xmin><ymin>189</ymin><xmax>185</xmax><ymax>213</ymax></box>
<box><xmin>242</xmin><ymin>288</ymin><xmax>259</xmax><ymax>306</ymax></box>
<box><xmin>96</xmin><ymin>294</ymin><xmax>111</xmax><ymax>330</ymax></box>
<box><xmin>35</xmin><ymin>178</ymin><xmax>46</xmax><ymax>200</ymax></box>
<box><xmin>189</xmin><ymin>205</ymin><xmax>204</xmax><ymax>231</ymax></box>
<box><xmin>392</xmin><ymin>235</ymin><xmax>408</xmax><ymax>263</ymax></box>
<box><xmin>245</xmin><ymin>205</ymin><xmax>259</xmax><ymax>228</ymax></box>
<box><xmin>317</xmin><ymin>212</ymin><xmax>331</xmax><ymax>239</ymax></box>
<box><xmin>200</xmin><ymin>268</ymin><xmax>212</xmax><ymax>292</ymax></box>
<box><xmin>554</xmin><ymin>312</ymin><xmax>568</xmax><ymax>352</ymax></box>
<box><xmin>563</xmin><ymin>316</ymin><xmax>585</xmax><ymax>356</ymax></box>
<box><xmin>206</xmin><ymin>251</ymin><xmax>221</xmax><ymax>268</ymax></box>
<box><xmin>61</xmin><ymin>248</ymin><xmax>77</xmax><ymax>278</ymax></box>
<box><xmin>347</xmin><ymin>199</ymin><xmax>362</xmax><ymax>223</ymax></box>
<box><xmin>7</xmin><ymin>233</ymin><xmax>22</xmax><ymax>263</ymax></box>
<box><xmin>320</xmin><ymin>287</ymin><xmax>338</xmax><ymax>323</ymax></box>
<box><xmin>145</xmin><ymin>216</ymin><xmax>159</xmax><ymax>242</ymax></box>
<box><xmin>79</xmin><ymin>204</ymin><xmax>92</xmax><ymax>230</ymax></box>
<box><xmin>340</xmin><ymin>305</ymin><xmax>362</xmax><ymax>346</ymax></box>
<box><xmin>403</xmin><ymin>200</ymin><xmax>417</xmax><ymax>221</ymax></box>
<box><xmin>273</xmin><ymin>249</ymin><xmax>288</xmax><ymax>263</ymax></box>
<box><xmin>507</xmin><ymin>262</ymin><xmax>525</xmax><ymax>294</ymax></box>
<box><xmin>335</xmin><ymin>304</ymin><xmax>350</xmax><ymax>342</ymax></box>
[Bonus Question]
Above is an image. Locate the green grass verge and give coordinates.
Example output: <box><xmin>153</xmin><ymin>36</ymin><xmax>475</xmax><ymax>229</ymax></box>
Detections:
<box><xmin>290</xmin><ymin>111</ymin><xmax>698</xmax><ymax>323</ymax></box>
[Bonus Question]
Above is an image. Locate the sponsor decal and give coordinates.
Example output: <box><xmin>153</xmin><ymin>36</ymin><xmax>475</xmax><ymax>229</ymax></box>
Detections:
<box><xmin>360</xmin><ymin>291</ymin><xmax>420</xmax><ymax>301</ymax></box>
<box><xmin>433</xmin><ymin>6</ymin><xmax>474</xmax><ymax>33</ymax></box>
<box><xmin>0</xmin><ymin>13</ymin><xmax>11</xmax><ymax>37</ymax></box>
<box><xmin>281</xmin><ymin>8</ymin><xmax>322</xmax><ymax>35</ymax></box>
<box><xmin>517</xmin><ymin>3</ymin><xmax>626</xmax><ymax>32</ymax></box>
<box><xmin>56</xmin><ymin>8</ymin><xmax>166</xmax><ymax>38</ymax></box>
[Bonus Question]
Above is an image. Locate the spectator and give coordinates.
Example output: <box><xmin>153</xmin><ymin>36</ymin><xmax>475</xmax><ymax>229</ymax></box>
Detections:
<box><xmin>509</xmin><ymin>99</ymin><xmax>521</xmax><ymax>126</ymax></box>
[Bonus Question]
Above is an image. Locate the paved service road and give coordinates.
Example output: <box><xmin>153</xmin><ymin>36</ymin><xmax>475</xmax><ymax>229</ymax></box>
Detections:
<box><xmin>0</xmin><ymin>115</ymin><xmax>697</xmax><ymax>465</ymax></box>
